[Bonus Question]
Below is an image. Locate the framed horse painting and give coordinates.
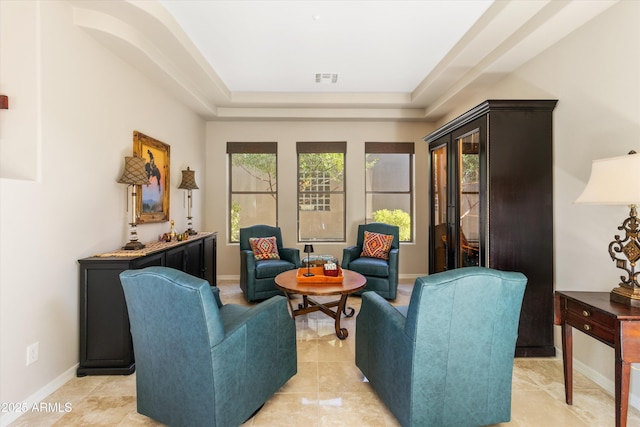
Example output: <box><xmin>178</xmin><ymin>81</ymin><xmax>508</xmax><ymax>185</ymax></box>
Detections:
<box><xmin>133</xmin><ymin>131</ymin><xmax>170</xmax><ymax>223</ymax></box>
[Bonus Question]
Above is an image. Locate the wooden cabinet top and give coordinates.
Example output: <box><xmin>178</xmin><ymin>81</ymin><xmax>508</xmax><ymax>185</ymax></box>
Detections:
<box><xmin>79</xmin><ymin>231</ymin><xmax>216</xmax><ymax>262</ymax></box>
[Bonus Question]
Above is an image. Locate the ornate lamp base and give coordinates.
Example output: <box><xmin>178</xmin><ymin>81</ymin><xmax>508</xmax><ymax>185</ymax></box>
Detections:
<box><xmin>608</xmin><ymin>204</ymin><xmax>639</xmax><ymax>307</ymax></box>
<box><xmin>611</xmin><ymin>286</ymin><xmax>640</xmax><ymax>307</ymax></box>
<box><xmin>122</xmin><ymin>240</ymin><xmax>145</xmax><ymax>251</ymax></box>
<box><xmin>122</xmin><ymin>222</ymin><xmax>145</xmax><ymax>250</ymax></box>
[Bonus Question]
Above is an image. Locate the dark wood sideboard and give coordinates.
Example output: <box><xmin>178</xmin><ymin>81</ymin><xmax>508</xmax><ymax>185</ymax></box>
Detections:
<box><xmin>77</xmin><ymin>232</ymin><xmax>217</xmax><ymax>376</ymax></box>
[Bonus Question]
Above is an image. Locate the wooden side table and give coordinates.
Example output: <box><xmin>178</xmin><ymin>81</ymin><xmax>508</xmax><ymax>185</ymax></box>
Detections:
<box><xmin>554</xmin><ymin>291</ymin><xmax>640</xmax><ymax>427</ymax></box>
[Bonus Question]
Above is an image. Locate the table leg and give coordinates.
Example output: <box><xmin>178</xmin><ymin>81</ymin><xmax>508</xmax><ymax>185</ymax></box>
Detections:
<box><xmin>283</xmin><ymin>291</ymin><xmax>295</xmax><ymax>315</ymax></box>
<box><xmin>298</xmin><ymin>295</ymin><xmax>310</xmax><ymax>310</ymax></box>
<box><xmin>335</xmin><ymin>294</ymin><xmax>350</xmax><ymax>339</ymax></box>
<box><xmin>615</xmin><ymin>358</ymin><xmax>631</xmax><ymax>427</ymax></box>
<box><xmin>289</xmin><ymin>294</ymin><xmax>356</xmax><ymax>340</ymax></box>
<box><xmin>561</xmin><ymin>321</ymin><xmax>573</xmax><ymax>405</ymax></box>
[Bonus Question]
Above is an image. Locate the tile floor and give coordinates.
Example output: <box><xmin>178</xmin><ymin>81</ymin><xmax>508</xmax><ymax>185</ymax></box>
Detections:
<box><xmin>9</xmin><ymin>280</ymin><xmax>640</xmax><ymax>427</ymax></box>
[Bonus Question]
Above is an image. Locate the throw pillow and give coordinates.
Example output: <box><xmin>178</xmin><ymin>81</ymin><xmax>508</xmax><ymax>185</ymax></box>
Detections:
<box><xmin>249</xmin><ymin>236</ymin><xmax>280</xmax><ymax>260</ymax></box>
<box><xmin>361</xmin><ymin>231</ymin><xmax>394</xmax><ymax>260</ymax></box>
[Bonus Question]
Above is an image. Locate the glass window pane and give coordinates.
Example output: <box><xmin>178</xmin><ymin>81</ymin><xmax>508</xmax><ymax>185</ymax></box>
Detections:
<box><xmin>458</xmin><ymin>132</ymin><xmax>480</xmax><ymax>267</ymax></box>
<box><xmin>366</xmin><ymin>194</ymin><xmax>411</xmax><ymax>241</ymax></box>
<box><xmin>231</xmin><ymin>153</ymin><xmax>277</xmax><ymax>192</ymax></box>
<box><xmin>229</xmin><ymin>149</ymin><xmax>277</xmax><ymax>243</ymax></box>
<box><xmin>298</xmin><ymin>149</ymin><xmax>345</xmax><ymax>242</ymax></box>
<box><xmin>431</xmin><ymin>146</ymin><xmax>447</xmax><ymax>227</ymax></box>
<box><xmin>230</xmin><ymin>194</ymin><xmax>277</xmax><ymax>241</ymax></box>
<box><xmin>298</xmin><ymin>153</ymin><xmax>344</xmax><ymax>192</ymax></box>
<box><xmin>431</xmin><ymin>145</ymin><xmax>447</xmax><ymax>272</ymax></box>
<box><xmin>365</xmin><ymin>147</ymin><xmax>413</xmax><ymax>242</ymax></box>
<box><xmin>299</xmin><ymin>195</ymin><xmax>344</xmax><ymax>241</ymax></box>
<box><xmin>366</xmin><ymin>153</ymin><xmax>409</xmax><ymax>192</ymax></box>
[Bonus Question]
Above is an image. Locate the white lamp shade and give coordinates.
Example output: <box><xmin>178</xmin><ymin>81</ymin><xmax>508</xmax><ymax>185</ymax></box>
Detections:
<box><xmin>575</xmin><ymin>152</ymin><xmax>640</xmax><ymax>205</ymax></box>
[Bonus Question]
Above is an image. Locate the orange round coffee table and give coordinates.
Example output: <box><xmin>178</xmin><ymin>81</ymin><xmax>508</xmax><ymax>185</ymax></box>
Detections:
<box><xmin>275</xmin><ymin>268</ymin><xmax>366</xmax><ymax>339</ymax></box>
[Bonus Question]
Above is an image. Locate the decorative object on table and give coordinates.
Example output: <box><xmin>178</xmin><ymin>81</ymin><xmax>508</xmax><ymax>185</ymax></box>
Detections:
<box><xmin>178</xmin><ymin>166</ymin><xmax>199</xmax><ymax>235</ymax></box>
<box><xmin>303</xmin><ymin>244</ymin><xmax>315</xmax><ymax>276</ymax></box>
<box><xmin>133</xmin><ymin>131</ymin><xmax>170</xmax><ymax>223</ymax></box>
<box><xmin>168</xmin><ymin>220</ymin><xmax>177</xmax><ymax>241</ymax></box>
<box><xmin>302</xmin><ymin>254</ymin><xmax>338</xmax><ymax>267</ymax></box>
<box><xmin>575</xmin><ymin>150</ymin><xmax>640</xmax><ymax>306</ymax></box>
<box><xmin>118</xmin><ymin>155</ymin><xmax>151</xmax><ymax>250</ymax></box>
<box><xmin>296</xmin><ymin>266</ymin><xmax>343</xmax><ymax>283</ymax></box>
<box><xmin>323</xmin><ymin>262</ymin><xmax>339</xmax><ymax>277</ymax></box>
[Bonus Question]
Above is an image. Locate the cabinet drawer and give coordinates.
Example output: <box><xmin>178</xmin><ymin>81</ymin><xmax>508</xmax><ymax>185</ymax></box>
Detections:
<box><xmin>565</xmin><ymin>311</ymin><xmax>615</xmax><ymax>344</ymax></box>
<box><xmin>565</xmin><ymin>299</ymin><xmax>615</xmax><ymax>329</ymax></box>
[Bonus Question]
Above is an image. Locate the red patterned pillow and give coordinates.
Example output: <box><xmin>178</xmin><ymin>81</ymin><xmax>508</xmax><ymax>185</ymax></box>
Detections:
<box><xmin>361</xmin><ymin>231</ymin><xmax>394</xmax><ymax>260</ymax></box>
<box><xmin>249</xmin><ymin>236</ymin><xmax>280</xmax><ymax>260</ymax></box>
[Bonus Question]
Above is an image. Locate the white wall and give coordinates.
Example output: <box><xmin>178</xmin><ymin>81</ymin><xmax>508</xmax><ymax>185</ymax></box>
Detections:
<box><xmin>205</xmin><ymin>120</ymin><xmax>433</xmax><ymax>280</ymax></box>
<box><xmin>0</xmin><ymin>1</ymin><xmax>205</xmax><ymax>422</ymax></box>
<box><xmin>437</xmin><ymin>0</ymin><xmax>640</xmax><ymax>406</ymax></box>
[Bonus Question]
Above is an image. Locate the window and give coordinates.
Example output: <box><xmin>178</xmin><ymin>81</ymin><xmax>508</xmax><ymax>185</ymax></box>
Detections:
<box><xmin>227</xmin><ymin>142</ymin><xmax>277</xmax><ymax>243</ymax></box>
<box><xmin>365</xmin><ymin>142</ymin><xmax>414</xmax><ymax>242</ymax></box>
<box><xmin>297</xmin><ymin>142</ymin><xmax>346</xmax><ymax>241</ymax></box>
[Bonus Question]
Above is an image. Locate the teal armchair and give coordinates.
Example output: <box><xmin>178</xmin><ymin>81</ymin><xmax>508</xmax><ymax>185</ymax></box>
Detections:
<box><xmin>120</xmin><ymin>267</ymin><xmax>297</xmax><ymax>427</ymax></box>
<box><xmin>240</xmin><ymin>224</ymin><xmax>300</xmax><ymax>301</ymax></box>
<box><xmin>342</xmin><ymin>222</ymin><xmax>399</xmax><ymax>299</ymax></box>
<box><xmin>356</xmin><ymin>267</ymin><xmax>527</xmax><ymax>427</ymax></box>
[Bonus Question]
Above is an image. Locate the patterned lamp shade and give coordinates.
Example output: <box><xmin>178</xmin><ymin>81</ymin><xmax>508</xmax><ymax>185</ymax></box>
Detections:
<box><xmin>118</xmin><ymin>156</ymin><xmax>150</xmax><ymax>185</ymax></box>
<box><xmin>178</xmin><ymin>167</ymin><xmax>199</xmax><ymax>190</ymax></box>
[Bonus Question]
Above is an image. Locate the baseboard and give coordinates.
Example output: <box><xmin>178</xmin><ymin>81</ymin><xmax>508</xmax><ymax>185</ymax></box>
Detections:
<box><xmin>0</xmin><ymin>364</ymin><xmax>78</xmax><ymax>427</ymax></box>
<box><xmin>555</xmin><ymin>346</ymin><xmax>640</xmax><ymax>411</ymax></box>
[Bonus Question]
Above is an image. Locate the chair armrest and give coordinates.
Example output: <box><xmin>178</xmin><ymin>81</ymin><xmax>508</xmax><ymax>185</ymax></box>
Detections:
<box><xmin>210</xmin><ymin>286</ymin><xmax>223</xmax><ymax>308</ymax></box>
<box><xmin>358</xmin><ymin>291</ymin><xmax>407</xmax><ymax>338</ymax></box>
<box><xmin>241</xmin><ymin>249</ymin><xmax>256</xmax><ymax>269</ymax></box>
<box><xmin>341</xmin><ymin>246</ymin><xmax>361</xmax><ymax>267</ymax></box>
<box><xmin>388</xmin><ymin>248</ymin><xmax>399</xmax><ymax>277</ymax></box>
<box><xmin>279</xmin><ymin>247</ymin><xmax>301</xmax><ymax>267</ymax></box>
<box><xmin>356</xmin><ymin>292</ymin><xmax>413</xmax><ymax>398</ymax></box>
<box><xmin>240</xmin><ymin>249</ymin><xmax>256</xmax><ymax>285</ymax></box>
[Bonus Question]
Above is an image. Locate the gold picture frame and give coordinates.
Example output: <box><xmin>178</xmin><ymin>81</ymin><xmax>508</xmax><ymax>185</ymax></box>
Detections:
<box><xmin>133</xmin><ymin>131</ymin><xmax>170</xmax><ymax>223</ymax></box>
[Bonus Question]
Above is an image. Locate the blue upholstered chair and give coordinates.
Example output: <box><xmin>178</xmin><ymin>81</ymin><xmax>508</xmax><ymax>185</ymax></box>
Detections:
<box><xmin>120</xmin><ymin>267</ymin><xmax>297</xmax><ymax>427</ymax></box>
<box><xmin>341</xmin><ymin>222</ymin><xmax>399</xmax><ymax>299</ymax></box>
<box><xmin>239</xmin><ymin>224</ymin><xmax>300</xmax><ymax>302</ymax></box>
<box><xmin>356</xmin><ymin>267</ymin><xmax>527</xmax><ymax>427</ymax></box>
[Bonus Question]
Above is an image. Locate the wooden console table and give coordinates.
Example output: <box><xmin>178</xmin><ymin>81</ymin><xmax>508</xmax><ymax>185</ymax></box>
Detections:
<box><xmin>555</xmin><ymin>291</ymin><xmax>640</xmax><ymax>427</ymax></box>
<box><xmin>77</xmin><ymin>232</ymin><xmax>216</xmax><ymax>376</ymax></box>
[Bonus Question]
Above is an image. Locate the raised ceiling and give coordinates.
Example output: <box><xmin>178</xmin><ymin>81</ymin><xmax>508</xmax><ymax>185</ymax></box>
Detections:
<box><xmin>70</xmin><ymin>0</ymin><xmax>618</xmax><ymax>121</ymax></box>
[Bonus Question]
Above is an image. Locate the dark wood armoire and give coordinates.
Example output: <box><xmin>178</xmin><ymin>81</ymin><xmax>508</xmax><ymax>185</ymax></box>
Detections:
<box><xmin>425</xmin><ymin>100</ymin><xmax>557</xmax><ymax>357</ymax></box>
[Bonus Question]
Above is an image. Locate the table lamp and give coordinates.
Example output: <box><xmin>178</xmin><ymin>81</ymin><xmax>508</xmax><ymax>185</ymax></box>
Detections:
<box><xmin>303</xmin><ymin>244</ymin><xmax>315</xmax><ymax>276</ymax></box>
<box><xmin>118</xmin><ymin>155</ymin><xmax>150</xmax><ymax>250</ymax></box>
<box><xmin>575</xmin><ymin>150</ymin><xmax>640</xmax><ymax>306</ymax></box>
<box><xmin>178</xmin><ymin>167</ymin><xmax>199</xmax><ymax>235</ymax></box>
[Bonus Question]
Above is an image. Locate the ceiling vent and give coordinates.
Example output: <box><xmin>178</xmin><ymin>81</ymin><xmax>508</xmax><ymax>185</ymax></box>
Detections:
<box><xmin>315</xmin><ymin>73</ymin><xmax>338</xmax><ymax>84</ymax></box>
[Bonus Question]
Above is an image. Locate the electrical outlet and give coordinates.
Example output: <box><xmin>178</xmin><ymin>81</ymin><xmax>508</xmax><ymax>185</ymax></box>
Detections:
<box><xmin>26</xmin><ymin>342</ymin><xmax>39</xmax><ymax>366</ymax></box>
